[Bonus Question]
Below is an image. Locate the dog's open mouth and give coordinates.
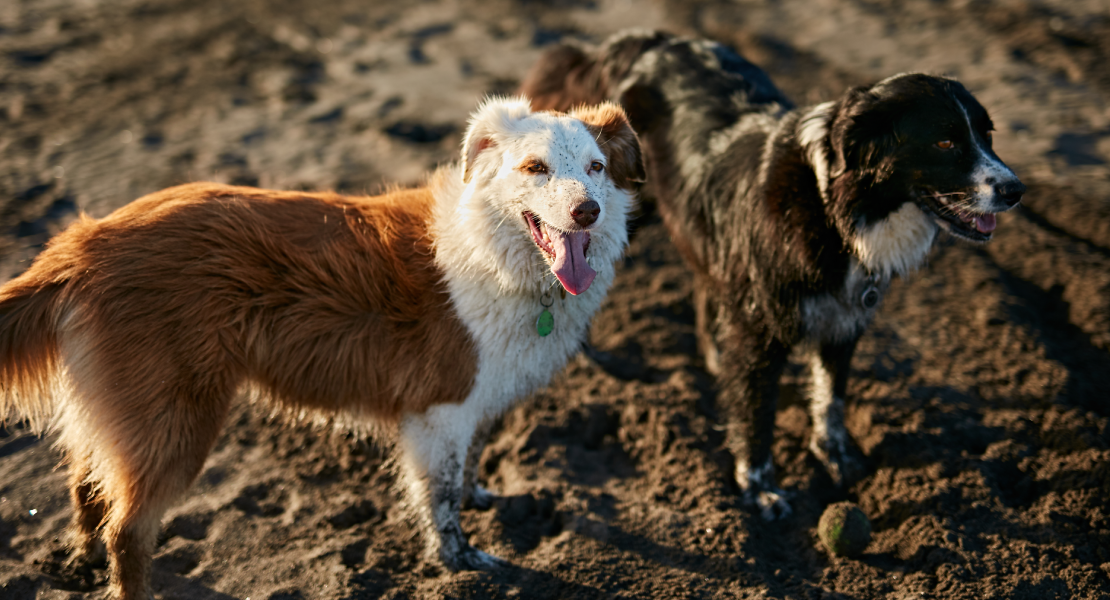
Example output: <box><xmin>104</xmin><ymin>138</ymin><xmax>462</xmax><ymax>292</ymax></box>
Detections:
<box><xmin>919</xmin><ymin>193</ymin><xmax>997</xmax><ymax>242</ymax></box>
<box><xmin>523</xmin><ymin>211</ymin><xmax>596</xmax><ymax>295</ymax></box>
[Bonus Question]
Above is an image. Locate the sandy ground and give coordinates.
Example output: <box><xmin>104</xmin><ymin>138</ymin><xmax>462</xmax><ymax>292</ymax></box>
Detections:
<box><xmin>1</xmin><ymin>0</ymin><xmax>1109</xmax><ymax>598</ymax></box>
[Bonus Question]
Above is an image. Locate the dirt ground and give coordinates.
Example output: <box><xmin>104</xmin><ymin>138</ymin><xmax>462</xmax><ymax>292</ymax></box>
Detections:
<box><xmin>1</xmin><ymin>0</ymin><xmax>1109</xmax><ymax>598</ymax></box>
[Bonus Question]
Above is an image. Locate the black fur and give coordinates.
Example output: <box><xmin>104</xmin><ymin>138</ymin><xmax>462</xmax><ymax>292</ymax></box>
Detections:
<box><xmin>522</xmin><ymin>30</ymin><xmax>1025</xmax><ymax>518</ymax></box>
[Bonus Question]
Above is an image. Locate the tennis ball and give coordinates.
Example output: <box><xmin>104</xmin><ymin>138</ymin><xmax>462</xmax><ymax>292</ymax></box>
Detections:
<box><xmin>818</xmin><ymin>502</ymin><xmax>872</xmax><ymax>557</ymax></box>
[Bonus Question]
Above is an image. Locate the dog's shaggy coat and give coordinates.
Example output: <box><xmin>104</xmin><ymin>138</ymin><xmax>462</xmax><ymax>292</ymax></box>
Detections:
<box><xmin>0</xmin><ymin>98</ymin><xmax>643</xmax><ymax>599</ymax></box>
<box><xmin>521</xmin><ymin>30</ymin><xmax>1024</xmax><ymax>518</ymax></box>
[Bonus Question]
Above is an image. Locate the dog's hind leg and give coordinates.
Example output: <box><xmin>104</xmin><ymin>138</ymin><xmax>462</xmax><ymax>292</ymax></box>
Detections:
<box><xmin>717</xmin><ymin>315</ymin><xmax>792</xmax><ymax>520</ymax></box>
<box><xmin>399</xmin><ymin>405</ymin><xmax>506</xmax><ymax>571</ymax></box>
<box><xmin>461</xmin><ymin>416</ymin><xmax>496</xmax><ymax>510</ymax></box>
<box><xmin>65</xmin><ymin>459</ymin><xmax>108</xmax><ymax>568</ymax></box>
<box><xmin>807</xmin><ymin>338</ymin><xmax>865</xmax><ymax>486</ymax></box>
<box><xmin>89</xmin><ymin>381</ymin><xmax>233</xmax><ymax>600</ymax></box>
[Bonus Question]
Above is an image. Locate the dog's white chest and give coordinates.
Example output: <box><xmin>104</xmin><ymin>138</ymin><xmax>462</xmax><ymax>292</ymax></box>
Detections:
<box><xmin>445</xmin><ymin>273</ymin><xmax>612</xmax><ymax>418</ymax></box>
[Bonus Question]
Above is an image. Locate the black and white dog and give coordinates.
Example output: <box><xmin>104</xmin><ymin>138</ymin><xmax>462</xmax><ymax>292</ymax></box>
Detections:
<box><xmin>521</xmin><ymin>30</ymin><xmax>1024</xmax><ymax>518</ymax></box>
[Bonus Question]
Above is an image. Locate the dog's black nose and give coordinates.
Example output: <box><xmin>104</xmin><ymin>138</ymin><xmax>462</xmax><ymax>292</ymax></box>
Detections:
<box><xmin>571</xmin><ymin>200</ymin><xmax>600</xmax><ymax>227</ymax></box>
<box><xmin>995</xmin><ymin>180</ymin><xmax>1026</xmax><ymax>207</ymax></box>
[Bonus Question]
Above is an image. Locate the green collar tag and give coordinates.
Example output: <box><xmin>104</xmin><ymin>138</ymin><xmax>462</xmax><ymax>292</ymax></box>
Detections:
<box><xmin>536</xmin><ymin>309</ymin><xmax>554</xmax><ymax>337</ymax></box>
<box><xmin>537</xmin><ymin>290</ymin><xmax>555</xmax><ymax>337</ymax></box>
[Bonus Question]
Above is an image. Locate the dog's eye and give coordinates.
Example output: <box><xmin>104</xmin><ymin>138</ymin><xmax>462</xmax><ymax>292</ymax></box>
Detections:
<box><xmin>935</xmin><ymin>140</ymin><xmax>954</xmax><ymax>150</ymax></box>
<box><xmin>590</xmin><ymin>161</ymin><xmax>605</xmax><ymax>173</ymax></box>
<box><xmin>525</xmin><ymin>161</ymin><xmax>547</xmax><ymax>174</ymax></box>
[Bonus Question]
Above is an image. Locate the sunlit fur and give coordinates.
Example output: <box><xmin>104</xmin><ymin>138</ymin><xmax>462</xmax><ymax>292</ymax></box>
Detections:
<box><xmin>0</xmin><ymin>97</ymin><xmax>642</xmax><ymax>599</ymax></box>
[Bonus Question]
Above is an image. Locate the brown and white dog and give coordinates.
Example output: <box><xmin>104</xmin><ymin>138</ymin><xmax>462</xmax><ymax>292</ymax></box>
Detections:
<box><xmin>0</xmin><ymin>97</ymin><xmax>643</xmax><ymax>599</ymax></box>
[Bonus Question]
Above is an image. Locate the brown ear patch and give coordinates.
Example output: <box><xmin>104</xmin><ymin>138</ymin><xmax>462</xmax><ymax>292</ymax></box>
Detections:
<box><xmin>571</xmin><ymin>102</ymin><xmax>646</xmax><ymax>191</ymax></box>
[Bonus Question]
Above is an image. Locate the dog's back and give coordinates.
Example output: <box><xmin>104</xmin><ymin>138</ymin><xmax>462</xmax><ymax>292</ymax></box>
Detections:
<box><xmin>520</xmin><ymin>31</ymin><xmax>669</xmax><ymax>112</ymax></box>
<box><xmin>2</xmin><ymin>182</ymin><xmax>477</xmax><ymax>429</ymax></box>
<box><xmin>522</xmin><ymin>30</ymin><xmax>790</xmax><ymax>116</ymax></box>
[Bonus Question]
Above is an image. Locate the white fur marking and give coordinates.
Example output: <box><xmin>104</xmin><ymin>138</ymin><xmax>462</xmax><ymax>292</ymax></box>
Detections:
<box><xmin>807</xmin><ymin>355</ymin><xmax>848</xmax><ymax>451</ymax></box>
<box><xmin>852</xmin><ymin>202</ymin><xmax>937</xmax><ymax>277</ymax></box>
<box><xmin>797</xmin><ymin>102</ymin><xmax>835</xmax><ymax>197</ymax></box>
<box><xmin>958</xmin><ymin>101</ymin><xmax>1020</xmax><ymax>213</ymax></box>
<box><xmin>808</xmin><ymin>354</ymin><xmax>835</xmax><ymax>444</ymax></box>
<box><xmin>756</xmin><ymin>117</ymin><xmax>788</xmax><ymax>189</ymax></box>
<box><xmin>736</xmin><ymin>457</ymin><xmax>790</xmax><ymax>520</ymax></box>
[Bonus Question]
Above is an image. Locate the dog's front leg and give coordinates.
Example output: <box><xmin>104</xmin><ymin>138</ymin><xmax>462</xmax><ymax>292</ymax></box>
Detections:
<box><xmin>717</xmin><ymin>316</ymin><xmax>792</xmax><ymax>520</ymax></box>
<box><xmin>399</xmin><ymin>407</ymin><xmax>507</xmax><ymax>571</ymax></box>
<box><xmin>807</xmin><ymin>338</ymin><xmax>866</xmax><ymax>486</ymax></box>
<box><xmin>694</xmin><ymin>276</ymin><xmax>723</xmax><ymax>376</ymax></box>
<box><xmin>462</xmin><ymin>416</ymin><xmax>497</xmax><ymax>510</ymax></box>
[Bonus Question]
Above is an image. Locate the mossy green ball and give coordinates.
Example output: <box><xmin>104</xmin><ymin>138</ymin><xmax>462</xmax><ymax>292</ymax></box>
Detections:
<box><xmin>817</xmin><ymin>502</ymin><xmax>872</xmax><ymax>557</ymax></box>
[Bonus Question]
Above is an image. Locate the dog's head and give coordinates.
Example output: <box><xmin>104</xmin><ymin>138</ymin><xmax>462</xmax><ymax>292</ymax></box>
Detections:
<box><xmin>818</xmin><ymin>74</ymin><xmax>1024</xmax><ymax>273</ymax></box>
<box><xmin>457</xmin><ymin>97</ymin><xmax>644</xmax><ymax>295</ymax></box>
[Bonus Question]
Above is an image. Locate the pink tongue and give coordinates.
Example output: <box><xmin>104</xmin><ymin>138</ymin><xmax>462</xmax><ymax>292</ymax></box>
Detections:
<box><xmin>976</xmin><ymin>213</ymin><xmax>997</xmax><ymax>233</ymax></box>
<box><xmin>549</xmin><ymin>229</ymin><xmax>596</xmax><ymax>295</ymax></box>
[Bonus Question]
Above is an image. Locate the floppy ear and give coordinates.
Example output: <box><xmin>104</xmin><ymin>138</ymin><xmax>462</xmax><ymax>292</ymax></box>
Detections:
<box><xmin>461</xmin><ymin>96</ymin><xmax>533</xmax><ymax>184</ymax></box>
<box><xmin>829</xmin><ymin>86</ymin><xmax>899</xmax><ymax>180</ymax></box>
<box><xmin>827</xmin><ymin>85</ymin><xmax>903</xmax><ymax>226</ymax></box>
<box><xmin>828</xmin><ymin>87</ymin><xmax>869</xmax><ymax>178</ymax></box>
<box><xmin>571</xmin><ymin>102</ymin><xmax>646</xmax><ymax>191</ymax></box>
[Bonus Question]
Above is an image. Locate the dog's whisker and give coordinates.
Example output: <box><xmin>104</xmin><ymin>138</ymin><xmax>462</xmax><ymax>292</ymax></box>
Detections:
<box><xmin>495</xmin><ymin>212</ymin><xmax>515</xmax><ymax>230</ymax></box>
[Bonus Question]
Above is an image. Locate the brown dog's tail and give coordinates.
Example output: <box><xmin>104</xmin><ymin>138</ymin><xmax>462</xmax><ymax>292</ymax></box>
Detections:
<box><xmin>0</xmin><ymin>276</ymin><xmax>65</xmax><ymax>431</ymax></box>
<box><xmin>519</xmin><ymin>30</ymin><xmax>673</xmax><ymax>112</ymax></box>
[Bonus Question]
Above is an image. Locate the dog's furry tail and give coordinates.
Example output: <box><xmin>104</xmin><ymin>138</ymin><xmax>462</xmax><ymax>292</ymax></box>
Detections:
<box><xmin>520</xmin><ymin>30</ymin><xmax>673</xmax><ymax>112</ymax></box>
<box><xmin>0</xmin><ymin>275</ymin><xmax>65</xmax><ymax>431</ymax></box>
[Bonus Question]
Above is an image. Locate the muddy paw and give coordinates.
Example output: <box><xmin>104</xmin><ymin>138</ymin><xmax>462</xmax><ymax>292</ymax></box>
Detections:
<box><xmin>41</xmin><ymin>542</ymin><xmax>106</xmax><ymax>593</ymax></box>
<box><xmin>444</xmin><ymin>545</ymin><xmax>508</xmax><ymax>571</ymax></box>
<box><xmin>465</xmin><ymin>484</ymin><xmax>496</xmax><ymax>511</ymax></box>
<box><xmin>750</xmin><ymin>488</ymin><xmax>793</xmax><ymax>521</ymax></box>
<box><xmin>809</xmin><ymin>436</ymin><xmax>866</xmax><ymax>487</ymax></box>
<box><xmin>736</xmin><ymin>458</ymin><xmax>791</xmax><ymax>520</ymax></box>
<box><xmin>64</xmin><ymin>541</ymin><xmax>107</xmax><ymax>570</ymax></box>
